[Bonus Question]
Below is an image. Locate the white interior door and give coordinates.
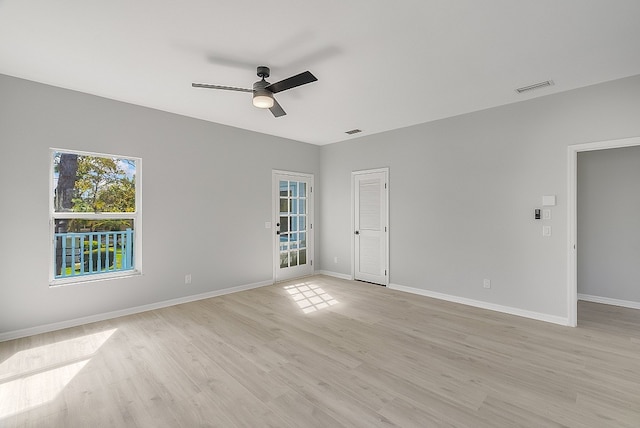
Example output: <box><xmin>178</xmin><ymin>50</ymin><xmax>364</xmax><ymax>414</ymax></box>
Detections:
<box><xmin>353</xmin><ymin>169</ymin><xmax>388</xmax><ymax>285</ymax></box>
<box><xmin>274</xmin><ymin>171</ymin><xmax>314</xmax><ymax>282</ymax></box>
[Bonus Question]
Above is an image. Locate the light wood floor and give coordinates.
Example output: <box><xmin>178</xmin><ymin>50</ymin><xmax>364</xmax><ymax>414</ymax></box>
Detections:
<box><xmin>1</xmin><ymin>275</ymin><xmax>640</xmax><ymax>427</ymax></box>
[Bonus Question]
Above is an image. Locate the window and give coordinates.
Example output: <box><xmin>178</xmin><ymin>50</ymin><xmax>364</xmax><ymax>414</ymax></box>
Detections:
<box><xmin>50</xmin><ymin>149</ymin><xmax>141</xmax><ymax>285</ymax></box>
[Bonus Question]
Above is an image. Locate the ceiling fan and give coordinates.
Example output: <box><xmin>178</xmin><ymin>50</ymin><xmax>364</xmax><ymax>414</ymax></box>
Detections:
<box><xmin>192</xmin><ymin>66</ymin><xmax>317</xmax><ymax>117</ymax></box>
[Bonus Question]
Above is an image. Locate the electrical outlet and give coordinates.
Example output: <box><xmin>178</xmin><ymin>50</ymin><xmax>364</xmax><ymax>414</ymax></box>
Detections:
<box><xmin>542</xmin><ymin>209</ymin><xmax>551</xmax><ymax>220</ymax></box>
<box><xmin>185</xmin><ymin>274</ymin><xmax>192</xmax><ymax>284</ymax></box>
<box><xmin>483</xmin><ymin>279</ymin><xmax>491</xmax><ymax>289</ymax></box>
<box><xmin>543</xmin><ymin>226</ymin><xmax>552</xmax><ymax>237</ymax></box>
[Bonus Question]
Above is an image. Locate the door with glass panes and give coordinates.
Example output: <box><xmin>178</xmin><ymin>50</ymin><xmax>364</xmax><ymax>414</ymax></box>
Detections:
<box><xmin>274</xmin><ymin>172</ymin><xmax>314</xmax><ymax>281</ymax></box>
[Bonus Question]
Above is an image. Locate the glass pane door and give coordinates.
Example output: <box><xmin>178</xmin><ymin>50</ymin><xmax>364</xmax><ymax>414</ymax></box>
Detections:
<box><xmin>274</xmin><ymin>173</ymin><xmax>313</xmax><ymax>281</ymax></box>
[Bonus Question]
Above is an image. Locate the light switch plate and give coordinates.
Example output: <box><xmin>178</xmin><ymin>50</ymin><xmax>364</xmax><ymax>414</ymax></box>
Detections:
<box><xmin>543</xmin><ymin>226</ymin><xmax>552</xmax><ymax>237</ymax></box>
<box><xmin>543</xmin><ymin>209</ymin><xmax>551</xmax><ymax>220</ymax></box>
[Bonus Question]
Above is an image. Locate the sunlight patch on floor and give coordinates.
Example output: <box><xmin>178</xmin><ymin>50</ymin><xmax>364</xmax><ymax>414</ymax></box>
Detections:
<box><xmin>0</xmin><ymin>328</ymin><xmax>117</xmax><ymax>419</ymax></box>
<box><xmin>284</xmin><ymin>282</ymin><xmax>339</xmax><ymax>314</ymax></box>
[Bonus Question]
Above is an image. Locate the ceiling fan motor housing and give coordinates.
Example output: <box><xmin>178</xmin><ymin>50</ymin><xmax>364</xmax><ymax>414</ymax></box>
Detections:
<box><xmin>253</xmin><ymin>80</ymin><xmax>269</xmax><ymax>91</ymax></box>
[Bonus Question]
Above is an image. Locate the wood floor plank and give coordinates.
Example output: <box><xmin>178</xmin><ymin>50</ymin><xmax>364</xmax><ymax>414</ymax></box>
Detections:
<box><xmin>2</xmin><ymin>275</ymin><xmax>640</xmax><ymax>427</ymax></box>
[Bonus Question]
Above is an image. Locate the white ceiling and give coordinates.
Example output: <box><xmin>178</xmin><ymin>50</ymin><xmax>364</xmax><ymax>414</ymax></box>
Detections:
<box><xmin>2</xmin><ymin>1</ymin><xmax>640</xmax><ymax>145</ymax></box>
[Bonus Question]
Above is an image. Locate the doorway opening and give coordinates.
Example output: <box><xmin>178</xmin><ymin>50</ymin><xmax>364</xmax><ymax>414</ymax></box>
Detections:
<box><xmin>568</xmin><ymin>136</ymin><xmax>640</xmax><ymax>326</ymax></box>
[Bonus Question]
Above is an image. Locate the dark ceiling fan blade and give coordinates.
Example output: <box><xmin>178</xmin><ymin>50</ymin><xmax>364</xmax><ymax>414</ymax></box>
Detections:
<box><xmin>265</xmin><ymin>71</ymin><xmax>317</xmax><ymax>94</ymax></box>
<box><xmin>269</xmin><ymin>98</ymin><xmax>286</xmax><ymax>117</ymax></box>
<box><xmin>192</xmin><ymin>83</ymin><xmax>252</xmax><ymax>93</ymax></box>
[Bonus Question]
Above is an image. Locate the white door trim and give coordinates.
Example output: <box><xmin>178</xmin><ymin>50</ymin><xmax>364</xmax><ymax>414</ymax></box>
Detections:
<box><xmin>272</xmin><ymin>170</ymin><xmax>314</xmax><ymax>283</ymax></box>
<box><xmin>567</xmin><ymin>136</ymin><xmax>640</xmax><ymax>327</ymax></box>
<box><xmin>351</xmin><ymin>167</ymin><xmax>389</xmax><ymax>285</ymax></box>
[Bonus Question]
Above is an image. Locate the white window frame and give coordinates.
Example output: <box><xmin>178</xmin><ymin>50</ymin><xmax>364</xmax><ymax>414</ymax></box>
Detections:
<box><xmin>49</xmin><ymin>148</ymin><xmax>142</xmax><ymax>286</ymax></box>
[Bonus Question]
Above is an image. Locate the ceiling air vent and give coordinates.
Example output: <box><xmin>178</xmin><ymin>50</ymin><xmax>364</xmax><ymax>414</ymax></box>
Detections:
<box><xmin>515</xmin><ymin>80</ymin><xmax>554</xmax><ymax>94</ymax></box>
<box><xmin>345</xmin><ymin>129</ymin><xmax>362</xmax><ymax>135</ymax></box>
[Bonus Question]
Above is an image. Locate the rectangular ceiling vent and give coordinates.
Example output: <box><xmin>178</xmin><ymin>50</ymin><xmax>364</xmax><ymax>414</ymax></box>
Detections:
<box><xmin>515</xmin><ymin>80</ymin><xmax>554</xmax><ymax>94</ymax></box>
<box><xmin>345</xmin><ymin>129</ymin><xmax>362</xmax><ymax>135</ymax></box>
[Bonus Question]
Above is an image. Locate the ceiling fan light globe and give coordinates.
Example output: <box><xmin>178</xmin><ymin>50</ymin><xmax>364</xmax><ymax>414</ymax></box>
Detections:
<box><xmin>253</xmin><ymin>94</ymin><xmax>274</xmax><ymax>109</ymax></box>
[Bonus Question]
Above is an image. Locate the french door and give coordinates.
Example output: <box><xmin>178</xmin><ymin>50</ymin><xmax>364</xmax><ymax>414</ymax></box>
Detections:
<box><xmin>353</xmin><ymin>168</ymin><xmax>389</xmax><ymax>285</ymax></box>
<box><xmin>273</xmin><ymin>171</ymin><xmax>314</xmax><ymax>282</ymax></box>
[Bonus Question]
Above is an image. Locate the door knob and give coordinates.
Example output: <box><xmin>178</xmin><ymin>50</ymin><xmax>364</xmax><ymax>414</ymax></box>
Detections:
<box><xmin>354</xmin><ymin>231</ymin><xmax>360</xmax><ymax>235</ymax></box>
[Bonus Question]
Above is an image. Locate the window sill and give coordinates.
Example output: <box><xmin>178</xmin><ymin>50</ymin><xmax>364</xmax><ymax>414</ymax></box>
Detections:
<box><xmin>49</xmin><ymin>270</ymin><xmax>141</xmax><ymax>287</ymax></box>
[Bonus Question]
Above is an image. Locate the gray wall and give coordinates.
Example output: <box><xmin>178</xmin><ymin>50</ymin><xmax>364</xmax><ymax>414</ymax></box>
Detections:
<box><xmin>578</xmin><ymin>146</ymin><xmax>640</xmax><ymax>303</ymax></box>
<box><xmin>319</xmin><ymin>74</ymin><xmax>640</xmax><ymax>319</ymax></box>
<box><xmin>2</xmin><ymin>72</ymin><xmax>640</xmax><ymax>335</ymax></box>
<box><xmin>0</xmin><ymin>74</ymin><xmax>319</xmax><ymax>334</ymax></box>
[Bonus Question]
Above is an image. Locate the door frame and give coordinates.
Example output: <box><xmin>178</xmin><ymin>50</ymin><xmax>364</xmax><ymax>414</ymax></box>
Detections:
<box><xmin>567</xmin><ymin>136</ymin><xmax>640</xmax><ymax>326</ymax></box>
<box><xmin>272</xmin><ymin>170</ymin><xmax>314</xmax><ymax>283</ymax></box>
<box><xmin>351</xmin><ymin>167</ymin><xmax>389</xmax><ymax>285</ymax></box>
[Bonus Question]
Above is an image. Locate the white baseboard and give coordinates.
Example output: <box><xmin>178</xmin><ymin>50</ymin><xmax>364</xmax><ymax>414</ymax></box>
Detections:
<box><xmin>578</xmin><ymin>293</ymin><xmax>640</xmax><ymax>310</ymax></box>
<box><xmin>315</xmin><ymin>270</ymin><xmax>352</xmax><ymax>281</ymax></box>
<box><xmin>389</xmin><ymin>283</ymin><xmax>570</xmax><ymax>326</ymax></box>
<box><xmin>0</xmin><ymin>279</ymin><xmax>273</xmax><ymax>342</ymax></box>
